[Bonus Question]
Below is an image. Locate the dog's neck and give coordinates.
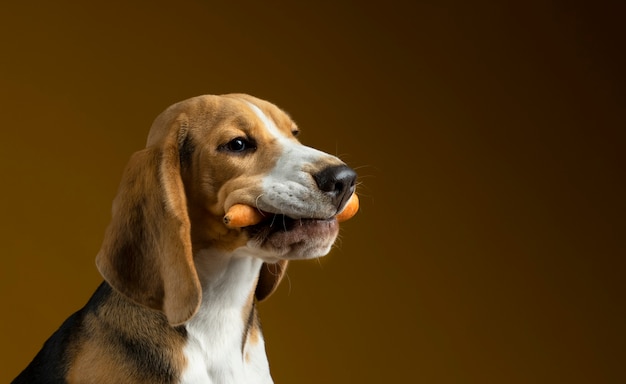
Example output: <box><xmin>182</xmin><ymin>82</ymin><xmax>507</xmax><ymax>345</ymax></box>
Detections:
<box><xmin>179</xmin><ymin>248</ymin><xmax>273</xmax><ymax>384</ymax></box>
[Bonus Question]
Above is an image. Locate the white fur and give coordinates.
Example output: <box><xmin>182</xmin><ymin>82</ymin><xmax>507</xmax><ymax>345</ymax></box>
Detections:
<box><xmin>245</xmin><ymin>102</ymin><xmax>338</xmax><ymax>219</ymax></box>
<box><xmin>180</xmin><ymin>248</ymin><xmax>273</xmax><ymax>384</ymax></box>
<box><xmin>180</xmin><ymin>101</ymin><xmax>342</xmax><ymax>383</ymax></box>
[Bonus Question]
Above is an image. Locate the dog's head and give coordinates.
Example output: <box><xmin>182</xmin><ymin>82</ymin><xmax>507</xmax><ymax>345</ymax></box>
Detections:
<box><xmin>95</xmin><ymin>94</ymin><xmax>356</xmax><ymax>325</ymax></box>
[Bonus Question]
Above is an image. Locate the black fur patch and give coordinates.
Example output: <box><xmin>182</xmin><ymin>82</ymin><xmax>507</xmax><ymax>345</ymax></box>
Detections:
<box><xmin>12</xmin><ymin>315</ymin><xmax>77</xmax><ymax>383</ymax></box>
<box><xmin>178</xmin><ymin>134</ymin><xmax>195</xmax><ymax>170</ymax></box>
<box><xmin>10</xmin><ymin>284</ymin><xmax>111</xmax><ymax>383</ymax></box>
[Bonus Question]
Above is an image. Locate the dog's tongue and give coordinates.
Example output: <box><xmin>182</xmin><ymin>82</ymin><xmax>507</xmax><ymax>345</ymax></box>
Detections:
<box><xmin>335</xmin><ymin>193</ymin><xmax>359</xmax><ymax>222</ymax></box>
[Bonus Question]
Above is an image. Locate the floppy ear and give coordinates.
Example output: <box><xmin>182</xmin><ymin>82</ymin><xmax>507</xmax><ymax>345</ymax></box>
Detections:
<box><xmin>95</xmin><ymin>123</ymin><xmax>201</xmax><ymax>326</ymax></box>
<box><xmin>255</xmin><ymin>260</ymin><xmax>288</xmax><ymax>301</ymax></box>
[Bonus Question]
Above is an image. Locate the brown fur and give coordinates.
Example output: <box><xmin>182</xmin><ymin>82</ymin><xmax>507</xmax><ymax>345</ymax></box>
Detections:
<box><xmin>66</xmin><ymin>287</ymin><xmax>188</xmax><ymax>383</ymax></box>
<box><xmin>96</xmin><ymin>94</ymin><xmax>291</xmax><ymax>327</ymax></box>
<box><xmin>14</xmin><ymin>94</ymin><xmax>344</xmax><ymax>383</ymax></box>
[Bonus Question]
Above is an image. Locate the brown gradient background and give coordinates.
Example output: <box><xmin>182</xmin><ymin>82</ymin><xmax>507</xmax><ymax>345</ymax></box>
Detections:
<box><xmin>1</xmin><ymin>1</ymin><xmax>624</xmax><ymax>382</ymax></box>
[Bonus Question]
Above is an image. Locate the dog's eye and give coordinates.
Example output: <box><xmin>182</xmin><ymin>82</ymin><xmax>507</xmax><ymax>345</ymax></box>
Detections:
<box><xmin>224</xmin><ymin>137</ymin><xmax>255</xmax><ymax>153</ymax></box>
<box><xmin>291</xmin><ymin>129</ymin><xmax>300</xmax><ymax>137</ymax></box>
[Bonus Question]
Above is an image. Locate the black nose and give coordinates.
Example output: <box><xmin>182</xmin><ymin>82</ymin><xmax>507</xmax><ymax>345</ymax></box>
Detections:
<box><xmin>313</xmin><ymin>165</ymin><xmax>357</xmax><ymax>211</ymax></box>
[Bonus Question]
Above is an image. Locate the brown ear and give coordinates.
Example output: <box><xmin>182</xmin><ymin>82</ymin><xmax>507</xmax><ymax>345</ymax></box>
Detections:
<box><xmin>255</xmin><ymin>260</ymin><xmax>288</xmax><ymax>301</ymax></box>
<box><xmin>95</xmin><ymin>123</ymin><xmax>200</xmax><ymax>326</ymax></box>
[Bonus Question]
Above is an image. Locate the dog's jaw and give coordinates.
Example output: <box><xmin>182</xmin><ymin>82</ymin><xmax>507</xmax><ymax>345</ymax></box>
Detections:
<box><xmin>244</xmin><ymin>217</ymin><xmax>339</xmax><ymax>261</ymax></box>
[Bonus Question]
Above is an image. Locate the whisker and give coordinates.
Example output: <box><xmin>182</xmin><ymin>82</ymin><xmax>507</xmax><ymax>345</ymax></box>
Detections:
<box><xmin>333</xmin><ymin>232</ymin><xmax>345</xmax><ymax>249</ymax></box>
<box><xmin>254</xmin><ymin>194</ymin><xmax>270</xmax><ymax>220</ymax></box>
<box><xmin>353</xmin><ymin>174</ymin><xmax>376</xmax><ymax>181</ymax></box>
<box><xmin>284</xmin><ymin>271</ymin><xmax>292</xmax><ymax>296</ymax></box>
<box><xmin>269</xmin><ymin>214</ymin><xmax>278</xmax><ymax>227</ymax></box>
<box><xmin>254</xmin><ymin>194</ymin><xmax>264</xmax><ymax>210</ymax></box>
<box><xmin>351</xmin><ymin>164</ymin><xmax>375</xmax><ymax>172</ymax></box>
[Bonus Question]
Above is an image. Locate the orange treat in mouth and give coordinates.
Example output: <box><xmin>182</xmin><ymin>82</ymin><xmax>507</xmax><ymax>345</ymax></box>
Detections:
<box><xmin>335</xmin><ymin>193</ymin><xmax>359</xmax><ymax>222</ymax></box>
<box><xmin>223</xmin><ymin>204</ymin><xmax>264</xmax><ymax>228</ymax></box>
<box><xmin>224</xmin><ymin>193</ymin><xmax>359</xmax><ymax>228</ymax></box>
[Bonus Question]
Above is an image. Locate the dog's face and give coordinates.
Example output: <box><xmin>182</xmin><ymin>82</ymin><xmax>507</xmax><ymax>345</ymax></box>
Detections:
<box><xmin>96</xmin><ymin>94</ymin><xmax>356</xmax><ymax>324</ymax></box>
<box><xmin>156</xmin><ymin>94</ymin><xmax>356</xmax><ymax>261</ymax></box>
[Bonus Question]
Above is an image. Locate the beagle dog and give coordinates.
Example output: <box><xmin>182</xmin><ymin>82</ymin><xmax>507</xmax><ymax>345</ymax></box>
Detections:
<box><xmin>13</xmin><ymin>94</ymin><xmax>357</xmax><ymax>383</ymax></box>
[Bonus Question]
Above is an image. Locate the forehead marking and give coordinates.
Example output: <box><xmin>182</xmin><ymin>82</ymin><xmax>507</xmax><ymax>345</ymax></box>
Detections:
<box><xmin>244</xmin><ymin>101</ymin><xmax>286</xmax><ymax>141</ymax></box>
<box><xmin>244</xmin><ymin>99</ymin><xmax>335</xmax><ymax>166</ymax></box>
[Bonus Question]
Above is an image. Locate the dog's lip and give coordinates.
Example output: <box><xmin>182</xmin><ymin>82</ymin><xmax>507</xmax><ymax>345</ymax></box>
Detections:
<box><xmin>241</xmin><ymin>206</ymin><xmax>337</xmax><ymax>225</ymax></box>
<box><xmin>247</xmin><ymin>212</ymin><xmax>335</xmax><ymax>230</ymax></box>
<box><xmin>244</xmin><ymin>215</ymin><xmax>339</xmax><ymax>252</ymax></box>
<box><xmin>244</xmin><ymin>213</ymin><xmax>337</xmax><ymax>242</ymax></box>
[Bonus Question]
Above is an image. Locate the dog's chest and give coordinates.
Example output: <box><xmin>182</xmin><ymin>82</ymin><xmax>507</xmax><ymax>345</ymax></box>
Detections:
<box><xmin>179</xmin><ymin>253</ymin><xmax>273</xmax><ymax>384</ymax></box>
<box><xmin>179</xmin><ymin>314</ymin><xmax>272</xmax><ymax>384</ymax></box>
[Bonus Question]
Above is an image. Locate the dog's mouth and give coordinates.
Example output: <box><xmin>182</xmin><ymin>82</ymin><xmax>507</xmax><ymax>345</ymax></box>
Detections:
<box><xmin>245</xmin><ymin>213</ymin><xmax>337</xmax><ymax>239</ymax></box>
<box><xmin>244</xmin><ymin>213</ymin><xmax>339</xmax><ymax>257</ymax></box>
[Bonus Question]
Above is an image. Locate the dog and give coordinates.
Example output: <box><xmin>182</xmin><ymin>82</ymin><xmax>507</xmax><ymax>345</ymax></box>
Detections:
<box><xmin>12</xmin><ymin>94</ymin><xmax>357</xmax><ymax>383</ymax></box>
